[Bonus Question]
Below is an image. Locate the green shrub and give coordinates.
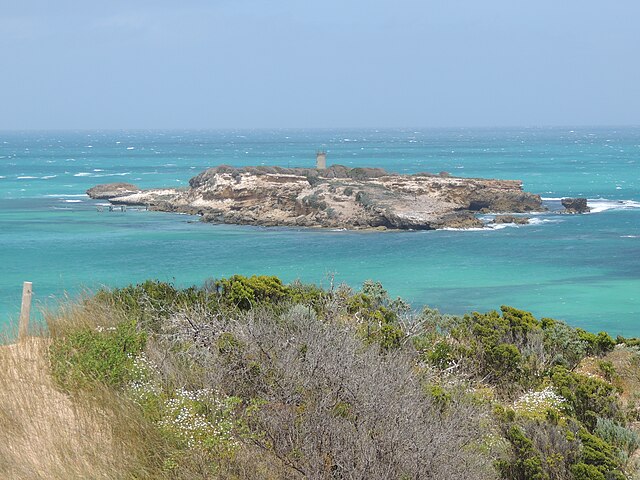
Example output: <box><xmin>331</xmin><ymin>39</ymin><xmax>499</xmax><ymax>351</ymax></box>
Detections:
<box><xmin>49</xmin><ymin>319</ymin><xmax>146</xmax><ymax>390</ymax></box>
<box><xmin>616</xmin><ymin>336</ymin><xmax>640</xmax><ymax>348</ymax></box>
<box><xmin>577</xmin><ymin>429</ymin><xmax>624</xmax><ymax>478</ymax></box>
<box><xmin>570</xmin><ymin>463</ymin><xmax>606</xmax><ymax>480</ymax></box>
<box><xmin>597</xmin><ymin>361</ymin><xmax>617</xmax><ymax>382</ymax></box>
<box><xmin>497</xmin><ymin>425</ymin><xmax>547</xmax><ymax>480</ymax></box>
<box><xmin>541</xmin><ymin>318</ymin><xmax>588</xmax><ymax>369</ymax></box>
<box><xmin>550</xmin><ymin>367</ymin><xmax>621</xmax><ymax>430</ymax></box>
<box><xmin>287</xmin><ymin>280</ymin><xmax>326</xmax><ymax>313</ymax></box>
<box><xmin>594</xmin><ymin>417</ymin><xmax>640</xmax><ymax>457</ymax></box>
<box><xmin>426</xmin><ymin>384</ymin><xmax>452</xmax><ymax>411</ymax></box>
<box><xmin>376</xmin><ymin>323</ymin><xmax>404</xmax><ymax>351</ymax></box>
<box><xmin>426</xmin><ymin>341</ymin><xmax>455</xmax><ymax>369</ymax></box>
<box><xmin>215</xmin><ymin>275</ymin><xmax>289</xmax><ymax>310</ymax></box>
<box><xmin>576</xmin><ymin>330</ymin><xmax>616</xmax><ymax>356</ymax></box>
<box><xmin>96</xmin><ymin>280</ymin><xmax>213</xmax><ymax>331</ymax></box>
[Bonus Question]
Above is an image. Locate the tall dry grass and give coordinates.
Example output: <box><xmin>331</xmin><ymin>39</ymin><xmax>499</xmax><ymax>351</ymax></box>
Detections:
<box><xmin>0</xmin><ymin>300</ymin><xmax>168</xmax><ymax>480</ymax></box>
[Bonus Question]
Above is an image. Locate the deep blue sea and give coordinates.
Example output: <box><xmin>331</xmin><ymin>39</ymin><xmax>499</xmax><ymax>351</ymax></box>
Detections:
<box><xmin>1</xmin><ymin>128</ymin><xmax>638</xmax><ymax>334</ymax></box>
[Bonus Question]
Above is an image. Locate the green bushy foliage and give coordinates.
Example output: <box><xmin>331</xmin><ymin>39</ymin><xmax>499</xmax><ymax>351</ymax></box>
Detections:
<box><xmin>570</xmin><ymin>462</ymin><xmax>606</xmax><ymax>480</ymax></box>
<box><xmin>550</xmin><ymin>367</ymin><xmax>622</xmax><ymax>431</ymax></box>
<box><xmin>449</xmin><ymin>306</ymin><xmax>543</xmax><ymax>387</ymax></box>
<box><xmin>49</xmin><ymin>319</ymin><xmax>146</xmax><ymax>390</ymax></box>
<box><xmin>426</xmin><ymin>341</ymin><xmax>455</xmax><ymax>369</ymax></box>
<box><xmin>541</xmin><ymin>318</ymin><xmax>589</xmax><ymax>369</ymax></box>
<box><xmin>45</xmin><ymin>276</ymin><xmax>637</xmax><ymax>480</ymax></box>
<box><xmin>577</xmin><ymin>429</ymin><xmax>625</xmax><ymax>479</ymax></box>
<box><xmin>497</xmin><ymin>416</ymin><xmax>627</xmax><ymax>480</ymax></box>
<box><xmin>597</xmin><ymin>361</ymin><xmax>617</xmax><ymax>382</ymax></box>
<box><xmin>576</xmin><ymin>329</ymin><xmax>616</xmax><ymax>356</ymax></box>
<box><xmin>96</xmin><ymin>280</ymin><xmax>214</xmax><ymax>331</ymax></box>
<box><xmin>616</xmin><ymin>336</ymin><xmax>640</xmax><ymax>348</ymax></box>
<box><xmin>496</xmin><ymin>425</ymin><xmax>548</xmax><ymax>480</ymax></box>
<box><xmin>215</xmin><ymin>275</ymin><xmax>289</xmax><ymax>310</ymax></box>
<box><xmin>594</xmin><ymin>417</ymin><xmax>640</xmax><ymax>458</ymax></box>
<box><xmin>287</xmin><ymin>280</ymin><xmax>326</xmax><ymax>313</ymax></box>
<box><xmin>347</xmin><ymin>281</ymin><xmax>410</xmax><ymax>351</ymax></box>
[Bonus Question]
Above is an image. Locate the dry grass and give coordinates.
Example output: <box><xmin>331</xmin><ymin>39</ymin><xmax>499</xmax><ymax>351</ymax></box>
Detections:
<box><xmin>0</xmin><ymin>337</ymin><xmax>125</xmax><ymax>479</ymax></box>
<box><xmin>0</xmin><ymin>300</ymin><xmax>171</xmax><ymax>480</ymax></box>
<box><xmin>577</xmin><ymin>345</ymin><xmax>640</xmax><ymax>408</ymax></box>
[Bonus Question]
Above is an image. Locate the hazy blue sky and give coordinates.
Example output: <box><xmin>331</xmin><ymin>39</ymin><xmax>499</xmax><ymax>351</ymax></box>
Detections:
<box><xmin>1</xmin><ymin>0</ymin><xmax>639</xmax><ymax>129</ymax></box>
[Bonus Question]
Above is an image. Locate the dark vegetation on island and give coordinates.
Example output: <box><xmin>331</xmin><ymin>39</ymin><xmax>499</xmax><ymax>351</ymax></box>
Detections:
<box><xmin>39</xmin><ymin>275</ymin><xmax>640</xmax><ymax>479</ymax></box>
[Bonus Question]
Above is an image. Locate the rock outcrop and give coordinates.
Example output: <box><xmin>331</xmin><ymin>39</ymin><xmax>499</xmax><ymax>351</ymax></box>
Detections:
<box><xmin>561</xmin><ymin>198</ymin><xmax>590</xmax><ymax>214</ymax></box>
<box><xmin>492</xmin><ymin>215</ymin><xmax>530</xmax><ymax>225</ymax></box>
<box><xmin>87</xmin><ymin>165</ymin><xmax>544</xmax><ymax>231</ymax></box>
<box><xmin>86</xmin><ymin>183</ymin><xmax>139</xmax><ymax>199</ymax></box>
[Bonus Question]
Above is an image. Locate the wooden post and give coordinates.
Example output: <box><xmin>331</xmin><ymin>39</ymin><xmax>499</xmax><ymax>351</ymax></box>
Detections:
<box><xmin>19</xmin><ymin>281</ymin><xmax>32</xmax><ymax>340</ymax></box>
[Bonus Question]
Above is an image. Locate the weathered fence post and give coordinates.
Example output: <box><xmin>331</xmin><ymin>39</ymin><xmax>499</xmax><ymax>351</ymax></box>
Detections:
<box><xmin>19</xmin><ymin>281</ymin><xmax>32</xmax><ymax>340</ymax></box>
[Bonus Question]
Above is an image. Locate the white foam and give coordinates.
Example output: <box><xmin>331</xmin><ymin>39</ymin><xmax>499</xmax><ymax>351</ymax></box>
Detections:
<box><xmin>541</xmin><ymin>197</ymin><xmax>564</xmax><ymax>201</ymax></box>
<box><xmin>74</xmin><ymin>172</ymin><xmax>92</xmax><ymax>177</ymax></box>
<box><xmin>528</xmin><ymin>217</ymin><xmax>561</xmax><ymax>225</ymax></box>
<box><xmin>126</xmin><ymin>146</ymin><xmax>135</xmax><ymax>150</ymax></box>
<box><xmin>441</xmin><ymin>227</ymin><xmax>489</xmax><ymax>232</ymax></box>
<box><xmin>441</xmin><ymin>223</ymin><xmax>511</xmax><ymax>232</ymax></box>
<box><xmin>44</xmin><ymin>194</ymin><xmax>87</xmax><ymax>198</ymax></box>
<box><xmin>41</xmin><ymin>175</ymin><xmax>57</xmax><ymax>179</ymax></box>
<box><xmin>0</xmin><ymin>176</ymin><xmax>5</xmax><ymax>179</ymax></box>
<box><xmin>588</xmin><ymin>198</ymin><xmax>640</xmax><ymax>213</ymax></box>
<box><xmin>17</xmin><ymin>176</ymin><xmax>37</xmax><ymax>179</ymax></box>
<box><xmin>63</xmin><ymin>199</ymin><xmax>83</xmax><ymax>203</ymax></box>
<box><xmin>621</xmin><ymin>235</ymin><xmax>639</xmax><ymax>238</ymax></box>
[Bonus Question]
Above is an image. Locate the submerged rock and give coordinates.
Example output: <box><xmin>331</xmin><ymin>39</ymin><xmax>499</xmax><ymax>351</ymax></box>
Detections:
<box><xmin>492</xmin><ymin>215</ymin><xmax>530</xmax><ymax>225</ymax></box>
<box><xmin>561</xmin><ymin>197</ymin><xmax>590</xmax><ymax>214</ymax></box>
<box><xmin>88</xmin><ymin>165</ymin><xmax>544</xmax><ymax>231</ymax></box>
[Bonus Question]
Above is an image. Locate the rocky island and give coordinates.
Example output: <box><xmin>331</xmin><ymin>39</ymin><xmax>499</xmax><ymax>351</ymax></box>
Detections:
<box><xmin>87</xmin><ymin>165</ymin><xmax>545</xmax><ymax>230</ymax></box>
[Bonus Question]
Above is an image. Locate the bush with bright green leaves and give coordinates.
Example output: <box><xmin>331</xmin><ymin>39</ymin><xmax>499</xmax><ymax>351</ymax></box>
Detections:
<box><xmin>550</xmin><ymin>366</ymin><xmax>622</xmax><ymax>431</ymax></box>
<box><xmin>214</xmin><ymin>275</ymin><xmax>289</xmax><ymax>310</ymax></box>
<box><xmin>345</xmin><ymin>280</ymin><xmax>410</xmax><ymax>351</ymax></box>
<box><xmin>49</xmin><ymin>319</ymin><xmax>146</xmax><ymax>390</ymax></box>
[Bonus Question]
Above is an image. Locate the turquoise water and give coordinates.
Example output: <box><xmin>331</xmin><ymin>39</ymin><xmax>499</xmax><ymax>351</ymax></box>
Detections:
<box><xmin>1</xmin><ymin>128</ymin><xmax>639</xmax><ymax>334</ymax></box>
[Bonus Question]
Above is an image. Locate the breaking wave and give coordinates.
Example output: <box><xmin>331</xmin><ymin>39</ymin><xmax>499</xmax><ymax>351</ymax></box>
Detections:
<box><xmin>588</xmin><ymin>199</ymin><xmax>640</xmax><ymax>213</ymax></box>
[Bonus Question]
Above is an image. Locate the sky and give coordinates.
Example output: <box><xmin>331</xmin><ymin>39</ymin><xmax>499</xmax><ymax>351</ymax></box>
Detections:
<box><xmin>1</xmin><ymin>0</ymin><xmax>639</xmax><ymax>130</ymax></box>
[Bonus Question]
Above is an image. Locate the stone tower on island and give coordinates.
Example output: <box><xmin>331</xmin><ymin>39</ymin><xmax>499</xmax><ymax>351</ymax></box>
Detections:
<box><xmin>316</xmin><ymin>150</ymin><xmax>327</xmax><ymax>170</ymax></box>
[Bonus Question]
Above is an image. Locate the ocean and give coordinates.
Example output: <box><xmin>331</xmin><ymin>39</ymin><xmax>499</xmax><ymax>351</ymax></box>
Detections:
<box><xmin>1</xmin><ymin>128</ymin><xmax>638</xmax><ymax>335</ymax></box>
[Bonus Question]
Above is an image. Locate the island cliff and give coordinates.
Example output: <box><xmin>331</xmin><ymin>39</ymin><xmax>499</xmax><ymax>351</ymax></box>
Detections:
<box><xmin>87</xmin><ymin>165</ymin><xmax>544</xmax><ymax>230</ymax></box>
